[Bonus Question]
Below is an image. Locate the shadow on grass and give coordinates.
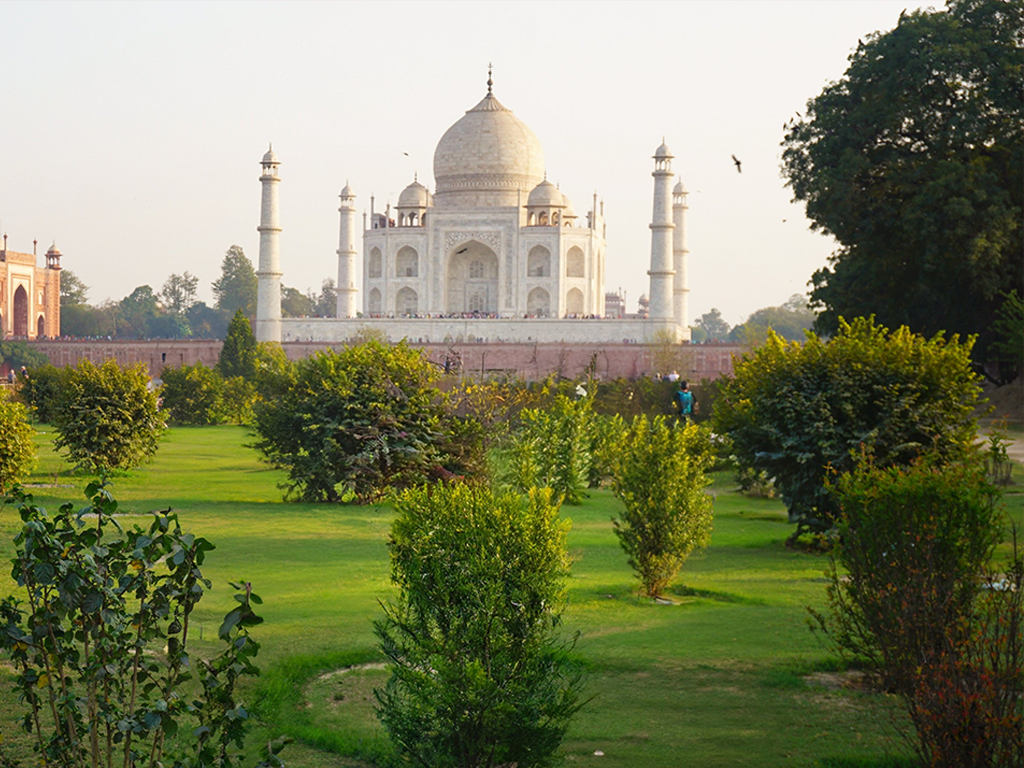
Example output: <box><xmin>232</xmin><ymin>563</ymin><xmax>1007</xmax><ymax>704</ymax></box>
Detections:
<box><xmin>670</xmin><ymin>585</ymin><xmax>767</xmax><ymax>605</ymax></box>
<box><xmin>818</xmin><ymin>758</ymin><xmax>918</xmax><ymax>768</ymax></box>
<box><xmin>252</xmin><ymin>649</ymin><xmax>395</xmax><ymax>766</ymax></box>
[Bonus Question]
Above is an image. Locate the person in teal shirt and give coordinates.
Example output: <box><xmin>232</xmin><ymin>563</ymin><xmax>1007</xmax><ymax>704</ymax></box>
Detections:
<box><xmin>674</xmin><ymin>381</ymin><xmax>694</xmax><ymax>419</ymax></box>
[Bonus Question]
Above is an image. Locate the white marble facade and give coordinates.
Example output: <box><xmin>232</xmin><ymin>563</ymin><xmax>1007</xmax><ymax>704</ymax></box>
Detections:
<box><xmin>258</xmin><ymin>75</ymin><xmax>690</xmax><ymax>345</ymax></box>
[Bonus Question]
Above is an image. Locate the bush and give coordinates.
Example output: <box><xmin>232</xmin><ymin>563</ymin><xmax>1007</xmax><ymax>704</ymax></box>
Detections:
<box><xmin>375</xmin><ymin>483</ymin><xmax>584</xmax><ymax>768</ymax></box>
<box><xmin>502</xmin><ymin>392</ymin><xmax>596</xmax><ymax>504</ymax></box>
<box><xmin>611</xmin><ymin>416</ymin><xmax>715</xmax><ymax>597</ymax></box>
<box><xmin>0</xmin><ymin>393</ymin><xmax>34</xmax><ymax>493</ymax></box>
<box><xmin>161</xmin><ymin>362</ymin><xmax>224</xmax><ymax>425</ymax></box>
<box><xmin>812</xmin><ymin>460</ymin><xmax>1022</xmax><ymax>767</ymax></box>
<box><xmin>252</xmin><ymin>341</ymin><xmax>467</xmax><ymax>503</ymax></box>
<box><xmin>16</xmin><ymin>364</ymin><xmax>63</xmax><ymax>423</ymax></box>
<box><xmin>221</xmin><ymin>376</ymin><xmax>257</xmax><ymax>425</ymax></box>
<box><xmin>713</xmin><ymin>317</ymin><xmax>981</xmax><ymax>538</ymax></box>
<box><xmin>0</xmin><ymin>482</ymin><xmax>286</xmax><ymax>768</ymax></box>
<box><xmin>53</xmin><ymin>359</ymin><xmax>166</xmax><ymax>472</ymax></box>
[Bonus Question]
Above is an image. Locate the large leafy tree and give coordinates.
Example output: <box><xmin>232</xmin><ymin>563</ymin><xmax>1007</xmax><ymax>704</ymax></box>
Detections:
<box><xmin>692</xmin><ymin>308</ymin><xmax>731</xmax><ymax>342</ymax></box>
<box><xmin>713</xmin><ymin>317</ymin><xmax>981</xmax><ymax>539</ymax></box>
<box><xmin>58</xmin><ymin>269</ymin><xmax>89</xmax><ymax>306</ymax></box>
<box><xmin>375</xmin><ymin>483</ymin><xmax>584</xmax><ymax>768</ymax></box>
<box><xmin>212</xmin><ymin>245</ymin><xmax>258</xmax><ymax>316</ymax></box>
<box><xmin>729</xmin><ymin>294</ymin><xmax>816</xmax><ymax>344</ymax></box>
<box><xmin>782</xmin><ymin>0</ymin><xmax>1023</xmax><ymax>367</ymax></box>
<box><xmin>280</xmin><ymin>286</ymin><xmax>314</xmax><ymax>318</ymax></box>
<box><xmin>116</xmin><ymin>286</ymin><xmax>160</xmax><ymax>339</ymax></box>
<box><xmin>252</xmin><ymin>341</ymin><xmax>460</xmax><ymax>502</ymax></box>
<box><xmin>160</xmin><ymin>272</ymin><xmax>199</xmax><ymax>316</ymax></box>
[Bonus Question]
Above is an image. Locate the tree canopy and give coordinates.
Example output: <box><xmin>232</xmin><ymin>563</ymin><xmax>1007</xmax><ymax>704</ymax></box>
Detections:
<box><xmin>211</xmin><ymin>245</ymin><xmax>258</xmax><ymax>316</ymax></box>
<box><xmin>59</xmin><ymin>269</ymin><xmax>89</xmax><ymax>306</ymax></box>
<box><xmin>218</xmin><ymin>309</ymin><xmax>257</xmax><ymax>380</ymax></box>
<box><xmin>729</xmin><ymin>294</ymin><xmax>816</xmax><ymax>344</ymax></box>
<box><xmin>781</xmin><ymin>0</ymin><xmax>1023</xmax><ymax>367</ymax></box>
<box><xmin>160</xmin><ymin>272</ymin><xmax>199</xmax><ymax>316</ymax></box>
<box><xmin>713</xmin><ymin>317</ymin><xmax>982</xmax><ymax>538</ymax></box>
<box><xmin>692</xmin><ymin>308</ymin><xmax>731</xmax><ymax>342</ymax></box>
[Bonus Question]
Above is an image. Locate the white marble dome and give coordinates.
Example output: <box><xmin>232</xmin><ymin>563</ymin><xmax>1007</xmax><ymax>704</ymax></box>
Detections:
<box><xmin>433</xmin><ymin>90</ymin><xmax>545</xmax><ymax>208</ymax></box>
<box><xmin>398</xmin><ymin>178</ymin><xmax>429</xmax><ymax>208</ymax></box>
<box><xmin>527</xmin><ymin>179</ymin><xmax>563</xmax><ymax>207</ymax></box>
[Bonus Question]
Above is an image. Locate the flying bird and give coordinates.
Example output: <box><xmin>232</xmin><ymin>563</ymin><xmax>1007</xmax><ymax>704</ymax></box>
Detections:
<box><xmin>731</xmin><ymin>155</ymin><xmax>742</xmax><ymax>173</ymax></box>
<box><xmin>456</xmin><ymin>247</ymin><xmax>468</xmax><ymax>254</ymax></box>
<box><xmin>403</xmin><ymin>152</ymin><xmax>409</xmax><ymax>156</ymax></box>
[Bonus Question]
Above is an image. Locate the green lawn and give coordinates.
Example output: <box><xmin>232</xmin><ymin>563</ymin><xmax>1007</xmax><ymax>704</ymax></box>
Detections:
<box><xmin>2</xmin><ymin>425</ymin><xmax>1019</xmax><ymax>767</ymax></box>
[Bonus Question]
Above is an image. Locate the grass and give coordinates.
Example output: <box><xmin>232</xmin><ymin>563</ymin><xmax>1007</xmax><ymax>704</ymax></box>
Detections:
<box><xmin>2</xmin><ymin>425</ymin><xmax>1020</xmax><ymax>767</ymax></box>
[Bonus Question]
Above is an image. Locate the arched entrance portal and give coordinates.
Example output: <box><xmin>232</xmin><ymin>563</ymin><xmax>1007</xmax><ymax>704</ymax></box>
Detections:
<box><xmin>37</xmin><ymin>315</ymin><xmax>46</xmax><ymax>338</ymax></box>
<box><xmin>13</xmin><ymin>286</ymin><xmax>29</xmax><ymax>337</ymax></box>
<box><xmin>446</xmin><ymin>240</ymin><xmax>499</xmax><ymax>315</ymax></box>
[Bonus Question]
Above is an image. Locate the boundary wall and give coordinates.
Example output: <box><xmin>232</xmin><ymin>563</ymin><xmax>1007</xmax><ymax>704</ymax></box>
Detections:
<box><xmin>27</xmin><ymin>339</ymin><xmax>740</xmax><ymax>382</ymax></box>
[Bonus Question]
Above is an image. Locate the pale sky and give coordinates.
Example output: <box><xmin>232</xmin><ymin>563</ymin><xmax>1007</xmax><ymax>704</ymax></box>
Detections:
<box><xmin>0</xmin><ymin>0</ymin><xmax>935</xmax><ymax>327</ymax></box>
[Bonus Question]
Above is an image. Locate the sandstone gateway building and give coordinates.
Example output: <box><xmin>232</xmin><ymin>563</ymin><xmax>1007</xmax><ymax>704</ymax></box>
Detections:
<box><xmin>255</xmin><ymin>74</ymin><xmax>694</xmax><ymax>347</ymax></box>
<box><xmin>0</xmin><ymin>237</ymin><xmax>61</xmax><ymax>340</ymax></box>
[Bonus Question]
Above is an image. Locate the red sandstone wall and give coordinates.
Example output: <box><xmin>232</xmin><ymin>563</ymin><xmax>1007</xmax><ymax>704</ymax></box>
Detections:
<box><xmin>28</xmin><ymin>339</ymin><xmax>739</xmax><ymax>382</ymax></box>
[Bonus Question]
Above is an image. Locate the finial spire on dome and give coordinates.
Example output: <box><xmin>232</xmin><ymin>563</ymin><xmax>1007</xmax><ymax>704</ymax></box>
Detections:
<box><xmin>487</xmin><ymin>62</ymin><xmax>493</xmax><ymax>94</ymax></box>
<box><xmin>414</xmin><ymin>171</ymin><xmax>418</xmax><ymax>182</ymax></box>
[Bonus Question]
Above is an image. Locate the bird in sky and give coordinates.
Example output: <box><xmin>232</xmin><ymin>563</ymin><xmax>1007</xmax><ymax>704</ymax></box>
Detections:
<box><xmin>403</xmin><ymin>152</ymin><xmax>409</xmax><ymax>156</ymax></box>
<box><xmin>731</xmin><ymin>155</ymin><xmax>742</xmax><ymax>173</ymax></box>
<box><xmin>456</xmin><ymin>247</ymin><xmax>468</xmax><ymax>254</ymax></box>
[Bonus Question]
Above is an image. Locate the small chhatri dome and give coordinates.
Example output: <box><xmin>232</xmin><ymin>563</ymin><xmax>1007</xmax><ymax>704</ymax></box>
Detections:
<box><xmin>46</xmin><ymin>242</ymin><xmax>61</xmax><ymax>256</ymax></box>
<box><xmin>398</xmin><ymin>177</ymin><xmax>429</xmax><ymax>208</ymax></box>
<box><xmin>527</xmin><ymin>179</ymin><xmax>563</xmax><ymax>208</ymax></box>
<box><xmin>654</xmin><ymin>141</ymin><xmax>673</xmax><ymax>160</ymax></box>
<box><xmin>673</xmin><ymin>180</ymin><xmax>687</xmax><ymax>195</ymax></box>
<box><xmin>341</xmin><ymin>181</ymin><xmax>354</xmax><ymax>197</ymax></box>
<box><xmin>262</xmin><ymin>144</ymin><xmax>279</xmax><ymax>164</ymax></box>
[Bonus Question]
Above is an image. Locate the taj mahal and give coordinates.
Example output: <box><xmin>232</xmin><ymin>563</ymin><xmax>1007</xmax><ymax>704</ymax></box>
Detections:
<box><xmin>255</xmin><ymin>72</ymin><xmax>692</xmax><ymax>346</ymax></box>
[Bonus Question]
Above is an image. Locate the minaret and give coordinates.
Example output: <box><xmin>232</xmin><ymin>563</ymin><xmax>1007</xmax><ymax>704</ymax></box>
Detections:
<box><xmin>256</xmin><ymin>145</ymin><xmax>282</xmax><ymax>343</ymax></box>
<box><xmin>647</xmin><ymin>141</ymin><xmax>675</xmax><ymax>321</ymax></box>
<box><xmin>672</xmin><ymin>179</ymin><xmax>689</xmax><ymax>332</ymax></box>
<box><xmin>337</xmin><ymin>182</ymin><xmax>358</xmax><ymax>318</ymax></box>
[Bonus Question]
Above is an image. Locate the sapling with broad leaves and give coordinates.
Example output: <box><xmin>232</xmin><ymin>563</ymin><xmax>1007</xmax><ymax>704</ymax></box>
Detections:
<box><xmin>0</xmin><ymin>481</ymin><xmax>288</xmax><ymax>768</ymax></box>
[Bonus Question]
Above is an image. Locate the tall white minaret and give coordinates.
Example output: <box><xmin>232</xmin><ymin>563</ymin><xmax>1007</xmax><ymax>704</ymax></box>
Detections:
<box><xmin>672</xmin><ymin>178</ymin><xmax>689</xmax><ymax>332</ymax></box>
<box><xmin>256</xmin><ymin>145</ymin><xmax>282</xmax><ymax>343</ymax></box>
<box><xmin>647</xmin><ymin>141</ymin><xmax>675</xmax><ymax>321</ymax></box>
<box><xmin>336</xmin><ymin>182</ymin><xmax>358</xmax><ymax>318</ymax></box>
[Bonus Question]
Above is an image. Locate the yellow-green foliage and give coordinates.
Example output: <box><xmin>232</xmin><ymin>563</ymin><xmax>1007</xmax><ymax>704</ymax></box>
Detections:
<box><xmin>52</xmin><ymin>359</ymin><xmax>166</xmax><ymax>472</ymax></box>
<box><xmin>0</xmin><ymin>391</ymin><xmax>35</xmax><ymax>492</ymax></box>
<box><xmin>612</xmin><ymin>416</ymin><xmax>714</xmax><ymax>597</ymax></box>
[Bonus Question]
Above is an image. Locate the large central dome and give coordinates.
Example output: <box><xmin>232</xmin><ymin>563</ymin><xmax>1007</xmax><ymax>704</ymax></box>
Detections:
<box><xmin>432</xmin><ymin>90</ymin><xmax>545</xmax><ymax>208</ymax></box>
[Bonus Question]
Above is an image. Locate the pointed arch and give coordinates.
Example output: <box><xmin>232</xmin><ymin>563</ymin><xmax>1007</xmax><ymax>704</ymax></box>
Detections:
<box><xmin>527</xmin><ymin>287</ymin><xmax>550</xmax><ymax>317</ymax></box>
<box><xmin>368</xmin><ymin>287</ymin><xmax>382</xmax><ymax>315</ymax></box>
<box><xmin>566</xmin><ymin>246</ymin><xmax>585</xmax><ymax>278</ymax></box>
<box><xmin>37</xmin><ymin>315</ymin><xmax>45</xmax><ymax>339</ymax></box>
<box><xmin>527</xmin><ymin>245</ymin><xmax>551</xmax><ymax>277</ymax></box>
<box><xmin>368</xmin><ymin>247</ymin><xmax>382</xmax><ymax>279</ymax></box>
<box><xmin>13</xmin><ymin>286</ymin><xmax>28</xmax><ymax>337</ymax></box>
<box><xmin>396</xmin><ymin>287</ymin><xmax>418</xmax><ymax>316</ymax></box>
<box><xmin>566</xmin><ymin>287</ymin><xmax>584</xmax><ymax>316</ymax></box>
<box><xmin>396</xmin><ymin>246</ymin><xmax>419</xmax><ymax>278</ymax></box>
